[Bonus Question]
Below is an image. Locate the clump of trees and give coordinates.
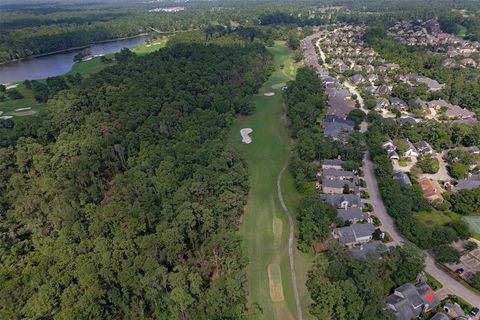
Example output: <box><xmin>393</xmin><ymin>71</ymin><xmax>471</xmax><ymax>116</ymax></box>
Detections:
<box><xmin>416</xmin><ymin>154</ymin><xmax>439</xmax><ymax>174</ymax></box>
<box><xmin>307</xmin><ymin>243</ymin><xmax>425</xmax><ymax>320</ymax></box>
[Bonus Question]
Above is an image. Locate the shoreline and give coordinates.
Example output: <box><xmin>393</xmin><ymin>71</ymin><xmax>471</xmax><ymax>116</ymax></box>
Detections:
<box><xmin>0</xmin><ymin>33</ymin><xmax>149</xmax><ymax>66</ymax></box>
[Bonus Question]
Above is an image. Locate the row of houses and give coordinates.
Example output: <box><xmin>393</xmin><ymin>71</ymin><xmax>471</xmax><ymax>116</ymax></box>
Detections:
<box><xmin>390</xmin><ymin>18</ymin><xmax>480</xmax><ymax>70</ymax></box>
<box><xmin>317</xmin><ymin>160</ymin><xmax>383</xmax><ymax>252</ymax></box>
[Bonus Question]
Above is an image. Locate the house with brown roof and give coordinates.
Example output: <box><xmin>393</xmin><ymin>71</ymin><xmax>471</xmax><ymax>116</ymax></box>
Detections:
<box><xmin>418</xmin><ymin>177</ymin><xmax>443</xmax><ymax>202</ymax></box>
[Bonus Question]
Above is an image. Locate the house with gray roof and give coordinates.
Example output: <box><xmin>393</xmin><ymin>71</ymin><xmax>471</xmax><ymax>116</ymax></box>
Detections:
<box><xmin>385</xmin><ymin>276</ymin><xmax>440</xmax><ymax>320</ymax></box>
<box><xmin>350</xmin><ymin>240</ymin><xmax>388</xmax><ymax>260</ymax></box>
<box><xmin>397</xmin><ymin>116</ymin><xmax>417</xmax><ymax>126</ymax></box>
<box><xmin>323</xmin><ymin>121</ymin><xmax>354</xmax><ymax>140</ymax></box>
<box><xmin>415</xmin><ymin>140</ymin><xmax>434</xmax><ymax>154</ymax></box>
<box><xmin>322</xmin><ymin>179</ymin><xmax>357</xmax><ymax>194</ymax></box>
<box><xmin>403</xmin><ymin>139</ymin><xmax>419</xmax><ymax>157</ymax></box>
<box><xmin>323</xmin><ymin>194</ymin><xmax>362</xmax><ymax>208</ymax></box>
<box><xmin>337</xmin><ymin>207</ymin><xmax>368</xmax><ymax>223</ymax></box>
<box><xmin>453</xmin><ymin>176</ymin><xmax>480</xmax><ymax>192</ymax></box>
<box><xmin>390</xmin><ymin>97</ymin><xmax>408</xmax><ymax>111</ymax></box>
<box><xmin>321</xmin><ymin>159</ymin><xmax>345</xmax><ymax>170</ymax></box>
<box><xmin>332</xmin><ymin>223</ymin><xmax>375</xmax><ymax>246</ymax></box>
<box><xmin>416</xmin><ymin>76</ymin><xmax>443</xmax><ymax>91</ymax></box>
<box><xmin>394</xmin><ymin>172</ymin><xmax>412</xmax><ymax>186</ymax></box>
<box><xmin>444</xmin><ymin>104</ymin><xmax>475</xmax><ymax>119</ymax></box>
<box><xmin>376</xmin><ymin>98</ymin><xmax>390</xmax><ymax>110</ymax></box>
<box><xmin>408</xmin><ymin>97</ymin><xmax>427</xmax><ymax>109</ymax></box>
<box><xmin>322</xmin><ymin>168</ymin><xmax>356</xmax><ymax>181</ymax></box>
<box><xmin>351</xmin><ymin>74</ymin><xmax>364</xmax><ymax>84</ymax></box>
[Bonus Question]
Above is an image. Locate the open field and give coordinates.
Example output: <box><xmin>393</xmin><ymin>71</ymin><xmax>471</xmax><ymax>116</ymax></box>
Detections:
<box><xmin>230</xmin><ymin>42</ymin><xmax>312</xmax><ymax>319</ymax></box>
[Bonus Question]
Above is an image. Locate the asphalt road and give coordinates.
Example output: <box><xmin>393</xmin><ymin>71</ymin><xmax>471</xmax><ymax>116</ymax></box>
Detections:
<box><xmin>363</xmin><ymin>149</ymin><xmax>480</xmax><ymax>306</ymax></box>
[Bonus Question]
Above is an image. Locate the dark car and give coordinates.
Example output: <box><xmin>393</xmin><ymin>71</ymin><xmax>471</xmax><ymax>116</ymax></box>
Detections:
<box><xmin>455</xmin><ymin>268</ymin><xmax>464</xmax><ymax>274</ymax></box>
<box><xmin>470</xmin><ymin>307</ymin><xmax>479</xmax><ymax>316</ymax></box>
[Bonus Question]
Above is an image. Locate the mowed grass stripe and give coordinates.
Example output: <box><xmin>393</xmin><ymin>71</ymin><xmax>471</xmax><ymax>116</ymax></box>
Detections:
<box><xmin>230</xmin><ymin>41</ymin><xmax>312</xmax><ymax>320</ymax></box>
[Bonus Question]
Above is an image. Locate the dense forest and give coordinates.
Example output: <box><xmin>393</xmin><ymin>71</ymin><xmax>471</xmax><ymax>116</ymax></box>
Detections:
<box><xmin>1</xmin><ymin>0</ymin><xmax>479</xmax><ymax>63</ymax></box>
<box><xmin>0</xmin><ymin>34</ymin><xmax>273</xmax><ymax>318</ymax></box>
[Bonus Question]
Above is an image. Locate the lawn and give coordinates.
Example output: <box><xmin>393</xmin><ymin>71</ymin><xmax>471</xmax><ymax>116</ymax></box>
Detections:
<box><xmin>415</xmin><ymin>210</ymin><xmax>465</xmax><ymax>226</ymax></box>
<box><xmin>463</xmin><ymin>216</ymin><xmax>480</xmax><ymax>240</ymax></box>
<box><xmin>229</xmin><ymin>41</ymin><xmax>313</xmax><ymax>319</ymax></box>
<box><xmin>0</xmin><ymin>83</ymin><xmax>44</xmax><ymax>117</ymax></box>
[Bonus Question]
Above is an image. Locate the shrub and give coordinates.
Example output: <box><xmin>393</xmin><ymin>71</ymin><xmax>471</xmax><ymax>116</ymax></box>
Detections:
<box><xmin>432</xmin><ymin>245</ymin><xmax>461</xmax><ymax>263</ymax></box>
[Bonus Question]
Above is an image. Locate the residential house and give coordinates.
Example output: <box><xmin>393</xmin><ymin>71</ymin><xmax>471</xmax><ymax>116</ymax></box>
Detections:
<box><xmin>323</xmin><ymin>121</ymin><xmax>354</xmax><ymax>140</ymax></box>
<box><xmin>444</xmin><ymin>104</ymin><xmax>475</xmax><ymax>119</ymax></box>
<box><xmin>385</xmin><ymin>276</ymin><xmax>440</xmax><ymax>320</ymax></box>
<box><xmin>337</xmin><ymin>207</ymin><xmax>369</xmax><ymax>223</ymax></box>
<box><xmin>321</xmin><ymin>159</ymin><xmax>345</xmax><ymax>170</ymax></box>
<box><xmin>322</xmin><ymin>168</ymin><xmax>357</xmax><ymax>181</ymax></box>
<box><xmin>350</xmin><ymin>240</ymin><xmax>388</xmax><ymax>260</ymax></box>
<box><xmin>393</xmin><ymin>172</ymin><xmax>412</xmax><ymax>186</ymax></box>
<box><xmin>418</xmin><ymin>177</ymin><xmax>443</xmax><ymax>202</ymax></box>
<box><xmin>408</xmin><ymin>97</ymin><xmax>427</xmax><ymax>109</ymax></box>
<box><xmin>403</xmin><ymin>139</ymin><xmax>419</xmax><ymax>157</ymax></box>
<box><xmin>351</xmin><ymin>74</ymin><xmax>364</xmax><ymax>84</ymax></box>
<box><xmin>453</xmin><ymin>175</ymin><xmax>480</xmax><ymax>192</ymax></box>
<box><xmin>397</xmin><ymin>116</ymin><xmax>417</xmax><ymax>126</ymax></box>
<box><xmin>377</xmin><ymin>85</ymin><xmax>391</xmax><ymax>95</ymax></box>
<box><xmin>415</xmin><ymin>140</ymin><xmax>434</xmax><ymax>154</ymax></box>
<box><xmin>322</xmin><ymin>179</ymin><xmax>357</xmax><ymax>194</ymax></box>
<box><xmin>390</xmin><ymin>97</ymin><xmax>408</xmax><ymax>111</ymax></box>
<box><xmin>416</xmin><ymin>76</ymin><xmax>443</xmax><ymax>91</ymax></box>
<box><xmin>376</xmin><ymin>98</ymin><xmax>390</xmax><ymax>110</ymax></box>
<box><xmin>427</xmin><ymin>99</ymin><xmax>450</xmax><ymax>110</ymax></box>
<box><xmin>323</xmin><ymin>194</ymin><xmax>362</xmax><ymax>208</ymax></box>
<box><xmin>332</xmin><ymin>223</ymin><xmax>376</xmax><ymax>246</ymax></box>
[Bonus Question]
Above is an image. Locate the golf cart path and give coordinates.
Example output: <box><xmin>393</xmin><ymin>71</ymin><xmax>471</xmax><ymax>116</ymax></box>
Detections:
<box><xmin>277</xmin><ymin>161</ymin><xmax>303</xmax><ymax>320</ymax></box>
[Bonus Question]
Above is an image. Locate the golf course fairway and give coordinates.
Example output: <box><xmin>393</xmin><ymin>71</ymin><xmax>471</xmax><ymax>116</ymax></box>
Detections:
<box><xmin>230</xmin><ymin>42</ymin><xmax>313</xmax><ymax>320</ymax></box>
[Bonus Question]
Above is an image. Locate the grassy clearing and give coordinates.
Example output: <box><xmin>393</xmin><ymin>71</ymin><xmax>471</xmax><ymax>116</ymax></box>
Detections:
<box><xmin>415</xmin><ymin>210</ymin><xmax>464</xmax><ymax>226</ymax></box>
<box><xmin>0</xmin><ymin>83</ymin><xmax>44</xmax><ymax>117</ymax></box>
<box><xmin>230</xmin><ymin>41</ymin><xmax>312</xmax><ymax>319</ymax></box>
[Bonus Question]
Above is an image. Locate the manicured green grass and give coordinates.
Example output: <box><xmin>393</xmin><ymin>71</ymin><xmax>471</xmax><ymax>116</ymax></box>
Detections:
<box><xmin>464</xmin><ymin>216</ymin><xmax>480</xmax><ymax>240</ymax></box>
<box><xmin>67</xmin><ymin>38</ymin><xmax>168</xmax><ymax>78</ymax></box>
<box><xmin>425</xmin><ymin>272</ymin><xmax>443</xmax><ymax>290</ymax></box>
<box><xmin>398</xmin><ymin>159</ymin><xmax>408</xmax><ymax>167</ymax></box>
<box><xmin>0</xmin><ymin>83</ymin><xmax>44</xmax><ymax>116</ymax></box>
<box><xmin>229</xmin><ymin>41</ymin><xmax>313</xmax><ymax>319</ymax></box>
<box><xmin>415</xmin><ymin>210</ymin><xmax>464</xmax><ymax>226</ymax></box>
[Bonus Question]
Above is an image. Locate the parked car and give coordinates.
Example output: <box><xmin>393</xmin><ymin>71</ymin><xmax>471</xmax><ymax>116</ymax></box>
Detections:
<box><xmin>470</xmin><ymin>307</ymin><xmax>479</xmax><ymax>317</ymax></box>
<box><xmin>455</xmin><ymin>268</ymin><xmax>464</xmax><ymax>275</ymax></box>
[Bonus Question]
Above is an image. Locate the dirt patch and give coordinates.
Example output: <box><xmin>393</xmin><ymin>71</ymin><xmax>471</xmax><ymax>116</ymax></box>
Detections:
<box><xmin>273</xmin><ymin>218</ymin><xmax>283</xmax><ymax>241</ymax></box>
<box><xmin>240</xmin><ymin>128</ymin><xmax>253</xmax><ymax>144</ymax></box>
<box><xmin>267</xmin><ymin>264</ymin><xmax>285</xmax><ymax>302</ymax></box>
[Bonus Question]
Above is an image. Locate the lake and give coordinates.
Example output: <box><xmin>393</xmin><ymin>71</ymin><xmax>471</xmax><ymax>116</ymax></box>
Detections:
<box><xmin>0</xmin><ymin>36</ymin><xmax>147</xmax><ymax>84</ymax></box>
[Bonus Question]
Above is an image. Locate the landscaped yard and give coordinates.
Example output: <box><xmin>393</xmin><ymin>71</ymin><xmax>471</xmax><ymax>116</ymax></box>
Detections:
<box><xmin>415</xmin><ymin>210</ymin><xmax>462</xmax><ymax>226</ymax></box>
<box><xmin>229</xmin><ymin>41</ymin><xmax>313</xmax><ymax>320</ymax></box>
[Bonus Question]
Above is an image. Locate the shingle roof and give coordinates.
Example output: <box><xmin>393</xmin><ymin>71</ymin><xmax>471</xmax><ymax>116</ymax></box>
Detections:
<box><xmin>350</xmin><ymin>240</ymin><xmax>388</xmax><ymax>260</ymax></box>
<box><xmin>337</xmin><ymin>207</ymin><xmax>368</xmax><ymax>221</ymax></box>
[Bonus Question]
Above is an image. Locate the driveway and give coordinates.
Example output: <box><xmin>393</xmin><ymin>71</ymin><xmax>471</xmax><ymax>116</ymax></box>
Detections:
<box><xmin>420</xmin><ymin>152</ymin><xmax>451</xmax><ymax>182</ymax></box>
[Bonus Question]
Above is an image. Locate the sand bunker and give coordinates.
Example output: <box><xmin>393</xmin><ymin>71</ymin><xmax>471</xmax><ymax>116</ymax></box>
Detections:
<box><xmin>271</xmin><ymin>82</ymin><xmax>286</xmax><ymax>89</ymax></box>
<box><xmin>240</xmin><ymin>128</ymin><xmax>253</xmax><ymax>144</ymax></box>
<box><xmin>264</xmin><ymin>92</ymin><xmax>275</xmax><ymax>96</ymax></box>
<box><xmin>14</xmin><ymin>107</ymin><xmax>31</xmax><ymax>112</ymax></box>
<box><xmin>268</xmin><ymin>264</ymin><xmax>285</xmax><ymax>302</ymax></box>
